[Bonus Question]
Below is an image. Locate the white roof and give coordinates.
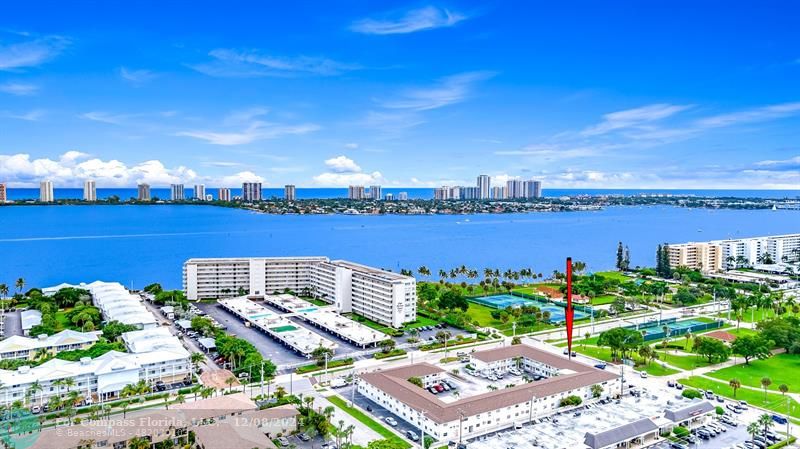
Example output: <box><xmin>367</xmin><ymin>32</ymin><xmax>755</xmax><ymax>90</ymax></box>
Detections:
<box><xmin>0</xmin><ymin>330</ymin><xmax>99</xmax><ymax>355</ymax></box>
<box><xmin>20</xmin><ymin>310</ymin><xmax>42</xmax><ymax>330</ymax></box>
<box><xmin>122</xmin><ymin>327</ymin><xmax>185</xmax><ymax>354</ymax></box>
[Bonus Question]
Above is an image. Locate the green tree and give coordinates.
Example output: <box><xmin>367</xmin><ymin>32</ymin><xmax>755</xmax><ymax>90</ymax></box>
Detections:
<box><xmin>692</xmin><ymin>336</ymin><xmax>730</xmax><ymax>363</ymax></box>
<box><xmin>731</xmin><ymin>335</ymin><xmax>773</xmax><ymax>365</ymax></box>
<box><xmin>729</xmin><ymin>378</ymin><xmax>742</xmax><ymax>398</ymax></box>
<box><xmin>760</xmin><ymin>377</ymin><xmax>772</xmax><ymax>400</ymax></box>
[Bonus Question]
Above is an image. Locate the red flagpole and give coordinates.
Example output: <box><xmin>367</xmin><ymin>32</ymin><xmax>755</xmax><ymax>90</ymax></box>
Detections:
<box><xmin>566</xmin><ymin>257</ymin><xmax>574</xmax><ymax>359</ymax></box>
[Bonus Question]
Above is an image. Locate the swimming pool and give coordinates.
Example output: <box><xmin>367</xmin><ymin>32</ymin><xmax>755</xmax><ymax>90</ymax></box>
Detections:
<box><xmin>249</xmin><ymin>312</ymin><xmax>275</xmax><ymax>319</ymax></box>
<box><xmin>469</xmin><ymin>294</ymin><xmax>589</xmax><ymax>323</ymax></box>
<box><xmin>298</xmin><ymin>307</ymin><xmax>318</xmax><ymax>313</ymax></box>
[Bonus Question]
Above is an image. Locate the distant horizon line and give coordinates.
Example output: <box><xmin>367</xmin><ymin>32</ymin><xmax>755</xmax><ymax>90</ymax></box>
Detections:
<box><xmin>2</xmin><ymin>185</ymin><xmax>798</xmax><ymax>191</ymax></box>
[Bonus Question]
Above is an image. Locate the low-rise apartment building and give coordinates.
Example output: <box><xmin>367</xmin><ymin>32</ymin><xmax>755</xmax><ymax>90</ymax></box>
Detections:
<box><xmin>0</xmin><ymin>329</ymin><xmax>99</xmax><ymax>361</ymax></box>
<box><xmin>184</xmin><ymin>256</ymin><xmax>417</xmax><ymax>327</ymax></box>
<box><xmin>357</xmin><ymin>344</ymin><xmax>619</xmax><ymax>443</ymax></box>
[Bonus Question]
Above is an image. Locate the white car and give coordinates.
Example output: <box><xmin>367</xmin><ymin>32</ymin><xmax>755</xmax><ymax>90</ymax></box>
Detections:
<box><xmin>385</xmin><ymin>417</ymin><xmax>398</xmax><ymax>427</ymax></box>
<box><xmin>640</xmin><ymin>371</ymin><xmax>648</xmax><ymax>378</ymax></box>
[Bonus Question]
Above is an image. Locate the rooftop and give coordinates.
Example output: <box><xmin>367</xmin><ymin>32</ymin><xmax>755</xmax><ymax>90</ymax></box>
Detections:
<box><xmin>360</xmin><ymin>344</ymin><xmax>617</xmax><ymax>423</ymax></box>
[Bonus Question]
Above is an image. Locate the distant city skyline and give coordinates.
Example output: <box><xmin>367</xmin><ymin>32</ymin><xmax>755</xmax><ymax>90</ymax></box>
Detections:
<box><xmin>0</xmin><ymin>2</ymin><xmax>798</xmax><ymax>190</ymax></box>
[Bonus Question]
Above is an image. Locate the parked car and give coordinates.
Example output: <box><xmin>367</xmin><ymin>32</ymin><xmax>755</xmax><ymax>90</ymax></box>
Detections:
<box><xmin>277</xmin><ymin>437</ymin><xmax>290</xmax><ymax>447</ymax></box>
<box><xmin>427</xmin><ymin>386</ymin><xmax>438</xmax><ymax>394</ymax></box>
<box><xmin>434</xmin><ymin>384</ymin><xmax>444</xmax><ymax>392</ymax></box>
<box><xmin>772</xmin><ymin>414</ymin><xmax>788</xmax><ymax>425</ymax></box>
<box><xmin>385</xmin><ymin>417</ymin><xmax>398</xmax><ymax>427</ymax></box>
<box><xmin>406</xmin><ymin>431</ymin><xmax>420</xmax><ymax>441</ymax></box>
<box><xmin>298</xmin><ymin>433</ymin><xmax>311</xmax><ymax>442</ymax></box>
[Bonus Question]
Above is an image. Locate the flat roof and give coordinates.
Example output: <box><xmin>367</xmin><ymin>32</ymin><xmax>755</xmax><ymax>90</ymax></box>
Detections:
<box><xmin>360</xmin><ymin>344</ymin><xmax>617</xmax><ymax>423</ymax></box>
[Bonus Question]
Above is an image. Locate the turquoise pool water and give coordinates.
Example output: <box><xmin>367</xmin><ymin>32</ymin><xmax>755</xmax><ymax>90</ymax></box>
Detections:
<box><xmin>249</xmin><ymin>312</ymin><xmax>274</xmax><ymax>319</ymax></box>
<box><xmin>298</xmin><ymin>307</ymin><xmax>318</xmax><ymax>313</ymax></box>
<box><xmin>469</xmin><ymin>294</ymin><xmax>589</xmax><ymax>323</ymax></box>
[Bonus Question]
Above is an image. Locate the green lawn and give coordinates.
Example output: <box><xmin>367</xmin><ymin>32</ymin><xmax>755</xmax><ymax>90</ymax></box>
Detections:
<box><xmin>326</xmin><ymin>395</ymin><xmax>411</xmax><ymax>448</ymax></box>
<box><xmin>349</xmin><ymin>314</ymin><xmax>401</xmax><ymax>336</ymax></box>
<box><xmin>464</xmin><ymin>302</ymin><xmax>554</xmax><ymax>335</ymax></box>
<box><xmin>707</xmin><ymin>354</ymin><xmax>800</xmax><ymax>392</ymax></box>
<box><xmin>574</xmin><ymin>345</ymin><xmax>679</xmax><ymax>376</ymax></box>
<box><xmin>594</xmin><ymin>271</ymin><xmax>631</xmax><ymax>282</ymax></box>
<box><xmin>655</xmin><ymin>350</ymin><xmax>717</xmax><ymax>371</ymax></box>
<box><xmin>679</xmin><ymin>376</ymin><xmax>800</xmax><ymax>419</ymax></box>
<box><xmin>726</xmin><ymin>328</ymin><xmax>758</xmax><ymax>338</ymax></box>
<box><xmin>592</xmin><ymin>295</ymin><xmax>618</xmax><ymax>305</ymax></box>
<box><xmin>717</xmin><ymin>308</ymin><xmax>791</xmax><ymax>323</ymax></box>
<box><xmin>403</xmin><ymin>315</ymin><xmax>440</xmax><ymax>330</ymax></box>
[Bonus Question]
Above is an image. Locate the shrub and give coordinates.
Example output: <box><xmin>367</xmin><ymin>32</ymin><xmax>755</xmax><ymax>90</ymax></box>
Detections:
<box><xmin>682</xmin><ymin>389</ymin><xmax>703</xmax><ymax>399</ymax></box>
<box><xmin>559</xmin><ymin>395</ymin><xmax>583</xmax><ymax>407</ymax></box>
<box><xmin>673</xmin><ymin>426</ymin><xmax>690</xmax><ymax>438</ymax></box>
<box><xmin>408</xmin><ymin>377</ymin><xmax>423</xmax><ymax>388</ymax></box>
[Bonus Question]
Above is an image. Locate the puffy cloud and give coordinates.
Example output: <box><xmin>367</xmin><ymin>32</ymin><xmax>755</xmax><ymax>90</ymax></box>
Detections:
<box><xmin>216</xmin><ymin>171</ymin><xmax>266</xmax><ymax>187</ymax></box>
<box><xmin>324</xmin><ymin>155</ymin><xmax>361</xmax><ymax>173</ymax></box>
<box><xmin>313</xmin><ymin>155</ymin><xmax>384</xmax><ymax>186</ymax></box>
<box><xmin>0</xmin><ymin>152</ymin><xmax>238</xmax><ymax>187</ymax></box>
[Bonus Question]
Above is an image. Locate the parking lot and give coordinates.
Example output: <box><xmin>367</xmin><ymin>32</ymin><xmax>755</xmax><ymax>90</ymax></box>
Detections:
<box><xmin>341</xmin><ymin>385</ymin><xmax>426</xmax><ymax>444</ymax></box>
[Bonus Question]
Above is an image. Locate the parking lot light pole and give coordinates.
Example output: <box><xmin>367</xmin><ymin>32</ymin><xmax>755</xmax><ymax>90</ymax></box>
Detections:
<box><xmin>528</xmin><ymin>394</ymin><xmax>536</xmax><ymax>423</ymax></box>
<box><xmin>458</xmin><ymin>409</ymin><xmax>465</xmax><ymax>444</ymax></box>
<box><xmin>418</xmin><ymin>409</ymin><xmax>427</xmax><ymax>449</ymax></box>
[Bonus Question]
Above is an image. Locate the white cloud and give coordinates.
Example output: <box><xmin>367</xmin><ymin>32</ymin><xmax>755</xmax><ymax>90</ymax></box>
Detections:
<box><xmin>580</xmin><ymin>103</ymin><xmax>692</xmax><ymax>136</ymax></box>
<box><xmin>344</xmin><ymin>143</ymin><xmax>359</xmax><ymax>149</ymax></box>
<box><xmin>0</xmin><ymin>34</ymin><xmax>69</xmax><ymax>71</ymax></box>
<box><xmin>80</xmin><ymin>111</ymin><xmax>128</xmax><ymax>125</ymax></box>
<box><xmin>1</xmin><ymin>109</ymin><xmax>46</xmax><ymax>121</ymax></box>
<box><xmin>324</xmin><ymin>155</ymin><xmax>361</xmax><ymax>173</ymax></box>
<box><xmin>216</xmin><ymin>171</ymin><xmax>265</xmax><ymax>187</ymax></box>
<box><xmin>313</xmin><ymin>155</ymin><xmax>384</xmax><ymax>186</ymax></box>
<box><xmin>694</xmin><ymin>102</ymin><xmax>800</xmax><ymax>128</ymax></box>
<box><xmin>119</xmin><ymin>67</ymin><xmax>158</xmax><ymax>85</ymax></box>
<box><xmin>191</xmin><ymin>49</ymin><xmax>360</xmax><ymax>78</ymax></box>
<box><xmin>176</xmin><ymin>121</ymin><xmax>319</xmax><ymax>145</ymax></box>
<box><xmin>0</xmin><ymin>151</ymin><xmax>277</xmax><ymax>188</ymax></box>
<box><xmin>350</xmin><ymin>6</ymin><xmax>467</xmax><ymax>35</ymax></box>
<box><xmin>313</xmin><ymin>171</ymin><xmax>384</xmax><ymax>186</ymax></box>
<box><xmin>494</xmin><ymin>143</ymin><xmax>620</xmax><ymax>160</ymax></box>
<box><xmin>380</xmin><ymin>71</ymin><xmax>494</xmax><ymax>111</ymax></box>
<box><xmin>0</xmin><ymin>82</ymin><xmax>39</xmax><ymax>95</ymax></box>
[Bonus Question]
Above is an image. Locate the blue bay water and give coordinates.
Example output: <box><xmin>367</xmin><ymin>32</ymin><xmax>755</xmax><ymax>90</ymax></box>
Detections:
<box><xmin>0</xmin><ymin>205</ymin><xmax>797</xmax><ymax>290</ymax></box>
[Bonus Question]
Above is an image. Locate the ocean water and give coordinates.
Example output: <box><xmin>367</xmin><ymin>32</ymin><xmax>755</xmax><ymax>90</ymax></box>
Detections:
<box><xmin>0</xmin><ymin>205</ymin><xmax>797</xmax><ymax>290</ymax></box>
<box><xmin>4</xmin><ymin>187</ymin><xmax>799</xmax><ymax>201</ymax></box>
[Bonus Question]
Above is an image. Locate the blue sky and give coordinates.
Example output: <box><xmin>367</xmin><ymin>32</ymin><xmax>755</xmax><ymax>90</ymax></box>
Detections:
<box><xmin>1</xmin><ymin>1</ymin><xmax>799</xmax><ymax>189</ymax></box>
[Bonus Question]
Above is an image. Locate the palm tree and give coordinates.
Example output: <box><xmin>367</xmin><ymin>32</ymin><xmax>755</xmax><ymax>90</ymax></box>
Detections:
<box><xmin>15</xmin><ymin>278</ymin><xmax>25</xmax><ymax>294</ymax></box>
<box><xmin>757</xmin><ymin>413</ymin><xmax>774</xmax><ymax>440</ymax></box>
<box><xmin>28</xmin><ymin>381</ymin><xmax>43</xmax><ymax>406</ymax></box>
<box><xmin>190</xmin><ymin>352</ymin><xmax>204</xmax><ymax>375</ymax></box>
<box><xmin>729</xmin><ymin>378</ymin><xmax>742</xmax><ymax>398</ymax></box>
<box><xmin>761</xmin><ymin>377</ymin><xmax>772</xmax><ymax>400</ymax></box>
<box><xmin>747</xmin><ymin>422</ymin><xmax>761</xmax><ymax>441</ymax></box>
<box><xmin>0</xmin><ymin>283</ymin><xmax>8</xmax><ymax>299</ymax></box>
<box><xmin>225</xmin><ymin>376</ymin><xmax>237</xmax><ymax>392</ymax></box>
<box><xmin>127</xmin><ymin>436</ymin><xmax>151</xmax><ymax>449</ymax></box>
<box><xmin>200</xmin><ymin>387</ymin><xmax>215</xmax><ymax>399</ymax></box>
<box><xmin>779</xmin><ymin>384</ymin><xmax>789</xmax><ymax>396</ymax></box>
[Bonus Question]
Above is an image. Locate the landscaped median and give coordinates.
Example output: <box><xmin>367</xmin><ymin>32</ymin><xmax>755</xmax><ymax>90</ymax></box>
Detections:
<box><xmin>326</xmin><ymin>394</ymin><xmax>411</xmax><ymax>449</ymax></box>
<box><xmin>678</xmin><ymin>376</ymin><xmax>800</xmax><ymax>419</ymax></box>
<box><xmin>374</xmin><ymin>349</ymin><xmax>407</xmax><ymax>360</ymax></box>
<box><xmin>295</xmin><ymin>357</ymin><xmax>354</xmax><ymax>374</ymax></box>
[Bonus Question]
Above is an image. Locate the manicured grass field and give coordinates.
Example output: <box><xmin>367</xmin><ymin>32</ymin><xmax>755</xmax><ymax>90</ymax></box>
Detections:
<box><xmin>717</xmin><ymin>308</ymin><xmax>788</xmax><ymax>323</ymax></box>
<box><xmin>594</xmin><ymin>271</ymin><xmax>631</xmax><ymax>282</ymax></box>
<box><xmin>707</xmin><ymin>354</ymin><xmax>800</xmax><ymax>392</ymax></box>
<box><xmin>464</xmin><ymin>301</ymin><xmax>554</xmax><ymax>335</ymax></box>
<box><xmin>403</xmin><ymin>315</ymin><xmax>440</xmax><ymax>330</ymax></box>
<box><xmin>574</xmin><ymin>345</ymin><xmax>679</xmax><ymax>376</ymax></box>
<box><xmin>679</xmin><ymin>376</ymin><xmax>800</xmax><ymax>419</ymax></box>
<box><xmin>326</xmin><ymin>395</ymin><xmax>411</xmax><ymax>448</ymax></box>
<box><xmin>655</xmin><ymin>350</ymin><xmax>717</xmax><ymax>371</ymax></box>
<box><xmin>591</xmin><ymin>295</ymin><xmax>617</xmax><ymax>305</ymax></box>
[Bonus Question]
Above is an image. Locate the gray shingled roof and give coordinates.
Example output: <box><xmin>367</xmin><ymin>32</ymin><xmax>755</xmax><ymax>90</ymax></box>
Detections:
<box><xmin>584</xmin><ymin>418</ymin><xmax>659</xmax><ymax>449</ymax></box>
<box><xmin>665</xmin><ymin>400</ymin><xmax>715</xmax><ymax>422</ymax></box>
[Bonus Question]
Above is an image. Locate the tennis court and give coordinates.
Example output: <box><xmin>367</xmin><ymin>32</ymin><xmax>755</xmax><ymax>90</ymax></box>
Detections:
<box><xmin>469</xmin><ymin>294</ymin><xmax>589</xmax><ymax>323</ymax></box>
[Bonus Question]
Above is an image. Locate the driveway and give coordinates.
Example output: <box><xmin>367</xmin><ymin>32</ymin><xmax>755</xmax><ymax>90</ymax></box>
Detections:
<box><xmin>3</xmin><ymin>310</ymin><xmax>22</xmax><ymax>337</ymax></box>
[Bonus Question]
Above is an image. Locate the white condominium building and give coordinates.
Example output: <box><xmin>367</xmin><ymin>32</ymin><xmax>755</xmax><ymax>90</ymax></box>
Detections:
<box><xmin>0</xmin><ymin>182</ymin><xmax>7</xmax><ymax>202</ymax></box>
<box><xmin>398</xmin><ymin>192</ymin><xmax>409</xmax><ymax>200</ymax></box>
<box><xmin>668</xmin><ymin>233</ymin><xmax>800</xmax><ymax>273</ymax></box>
<box><xmin>170</xmin><ymin>183</ymin><xmax>185</xmax><ymax>201</ymax></box>
<box><xmin>477</xmin><ymin>174</ymin><xmax>491</xmax><ymax>199</ymax></box>
<box><xmin>491</xmin><ymin>186</ymin><xmax>505</xmax><ymax>199</ymax></box>
<box><xmin>218</xmin><ymin>187</ymin><xmax>231</xmax><ymax>201</ymax></box>
<box><xmin>83</xmin><ymin>179</ymin><xmax>96</xmax><ymax>201</ymax></box>
<box><xmin>184</xmin><ymin>256</ymin><xmax>417</xmax><ymax>327</ymax></box>
<box><xmin>434</xmin><ymin>187</ymin><xmax>451</xmax><ymax>200</ymax></box>
<box><xmin>40</xmin><ymin>180</ymin><xmax>54</xmax><ymax>202</ymax></box>
<box><xmin>194</xmin><ymin>184</ymin><xmax>206</xmax><ymax>200</ymax></box>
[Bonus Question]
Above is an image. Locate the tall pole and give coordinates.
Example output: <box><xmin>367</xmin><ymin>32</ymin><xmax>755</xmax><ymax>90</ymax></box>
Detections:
<box><xmin>566</xmin><ymin>257</ymin><xmax>574</xmax><ymax>360</ymax></box>
<box><xmin>260</xmin><ymin>361</ymin><xmax>265</xmax><ymax>397</ymax></box>
<box><xmin>418</xmin><ymin>410</ymin><xmax>426</xmax><ymax>449</ymax></box>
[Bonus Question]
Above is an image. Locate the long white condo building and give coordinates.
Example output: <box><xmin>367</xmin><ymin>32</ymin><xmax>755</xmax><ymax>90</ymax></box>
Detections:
<box><xmin>184</xmin><ymin>257</ymin><xmax>417</xmax><ymax>327</ymax></box>
<box><xmin>668</xmin><ymin>233</ymin><xmax>800</xmax><ymax>273</ymax></box>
